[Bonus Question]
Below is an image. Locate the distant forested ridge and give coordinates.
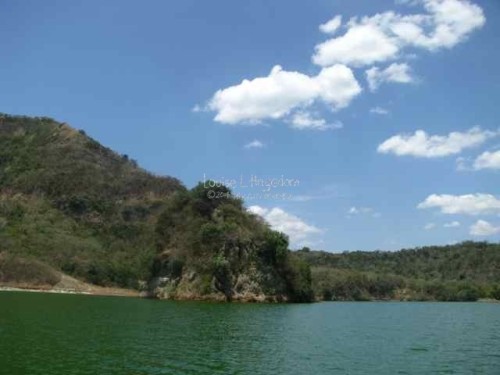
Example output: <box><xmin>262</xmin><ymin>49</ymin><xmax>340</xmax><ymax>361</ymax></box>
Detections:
<box><xmin>296</xmin><ymin>242</ymin><xmax>500</xmax><ymax>302</ymax></box>
<box><xmin>0</xmin><ymin>114</ymin><xmax>312</xmax><ymax>302</ymax></box>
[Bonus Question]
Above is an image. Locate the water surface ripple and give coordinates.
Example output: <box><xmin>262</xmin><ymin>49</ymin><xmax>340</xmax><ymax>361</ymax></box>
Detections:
<box><xmin>1</xmin><ymin>292</ymin><xmax>499</xmax><ymax>374</ymax></box>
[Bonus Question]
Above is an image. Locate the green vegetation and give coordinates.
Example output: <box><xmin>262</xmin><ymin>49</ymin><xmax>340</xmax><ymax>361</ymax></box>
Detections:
<box><xmin>0</xmin><ymin>113</ymin><xmax>183</xmax><ymax>289</ymax></box>
<box><xmin>0</xmin><ymin>114</ymin><xmax>312</xmax><ymax>301</ymax></box>
<box><xmin>297</xmin><ymin>242</ymin><xmax>500</xmax><ymax>302</ymax></box>
<box><xmin>0</xmin><ymin>253</ymin><xmax>61</xmax><ymax>287</ymax></box>
<box><xmin>151</xmin><ymin>183</ymin><xmax>313</xmax><ymax>301</ymax></box>
<box><xmin>2</xmin><ymin>113</ymin><xmax>499</xmax><ymax>303</ymax></box>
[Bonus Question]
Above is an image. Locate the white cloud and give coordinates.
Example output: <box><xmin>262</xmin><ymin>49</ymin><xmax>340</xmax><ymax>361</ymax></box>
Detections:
<box><xmin>248</xmin><ymin>205</ymin><xmax>321</xmax><ymax>247</ymax></box>
<box><xmin>470</xmin><ymin>220</ymin><xmax>500</xmax><ymax>236</ymax></box>
<box><xmin>473</xmin><ymin>150</ymin><xmax>500</xmax><ymax>170</ymax></box>
<box><xmin>366</xmin><ymin>63</ymin><xmax>414</xmax><ymax>91</ymax></box>
<box><xmin>418</xmin><ymin>193</ymin><xmax>500</xmax><ymax>215</ymax></box>
<box><xmin>312</xmin><ymin>0</ymin><xmax>485</xmax><ymax>68</ymax></box>
<box><xmin>370</xmin><ymin>106</ymin><xmax>390</xmax><ymax>115</ymax></box>
<box><xmin>313</xmin><ymin>23</ymin><xmax>399</xmax><ymax>67</ymax></box>
<box><xmin>319</xmin><ymin>15</ymin><xmax>342</xmax><ymax>35</ymax></box>
<box><xmin>378</xmin><ymin>127</ymin><xmax>497</xmax><ymax>158</ymax></box>
<box><xmin>424</xmin><ymin>222</ymin><xmax>436</xmax><ymax>230</ymax></box>
<box><xmin>314</xmin><ymin>65</ymin><xmax>363</xmax><ymax>108</ymax></box>
<box><xmin>444</xmin><ymin>221</ymin><xmax>461</xmax><ymax>228</ymax></box>
<box><xmin>203</xmin><ymin>0</ymin><xmax>485</xmax><ymax>128</ymax></box>
<box><xmin>417</xmin><ymin>0</ymin><xmax>486</xmax><ymax>50</ymax></box>
<box><xmin>348</xmin><ymin>206</ymin><xmax>381</xmax><ymax>218</ymax></box>
<box><xmin>290</xmin><ymin>111</ymin><xmax>343</xmax><ymax>131</ymax></box>
<box><xmin>244</xmin><ymin>140</ymin><xmax>264</xmax><ymax>149</ymax></box>
<box><xmin>208</xmin><ymin>64</ymin><xmax>361</xmax><ymax>125</ymax></box>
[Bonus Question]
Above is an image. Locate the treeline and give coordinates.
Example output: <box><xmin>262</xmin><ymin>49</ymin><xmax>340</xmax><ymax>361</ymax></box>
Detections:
<box><xmin>297</xmin><ymin>242</ymin><xmax>500</xmax><ymax>302</ymax></box>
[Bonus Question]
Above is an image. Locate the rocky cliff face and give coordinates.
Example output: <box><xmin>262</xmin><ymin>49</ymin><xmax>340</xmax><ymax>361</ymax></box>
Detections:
<box><xmin>147</xmin><ymin>184</ymin><xmax>314</xmax><ymax>302</ymax></box>
<box><xmin>148</xmin><ymin>250</ymin><xmax>289</xmax><ymax>302</ymax></box>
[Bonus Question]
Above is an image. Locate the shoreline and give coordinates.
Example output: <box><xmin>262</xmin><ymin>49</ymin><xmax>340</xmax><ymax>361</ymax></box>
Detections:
<box><xmin>1</xmin><ymin>286</ymin><xmax>499</xmax><ymax>303</ymax></box>
<box><xmin>0</xmin><ymin>283</ymin><xmax>139</xmax><ymax>298</ymax></box>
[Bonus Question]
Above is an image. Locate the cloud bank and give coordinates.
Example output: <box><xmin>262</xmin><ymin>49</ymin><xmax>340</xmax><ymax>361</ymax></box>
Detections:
<box><xmin>313</xmin><ymin>0</ymin><xmax>485</xmax><ymax>67</ymax></box>
<box><xmin>203</xmin><ymin>0</ymin><xmax>485</xmax><ymax>128</ymax></box>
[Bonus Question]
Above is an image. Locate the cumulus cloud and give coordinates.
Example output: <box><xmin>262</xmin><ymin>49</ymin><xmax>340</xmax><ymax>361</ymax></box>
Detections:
<box><xmin>312</xmin><ymin>0</ymin><xmax>485</xmax><ymax>67</ymax></box>
<box><xmin>366</xmin><ymin>63</ymin><xmax>414</xmax><ymax>91</ymax></box>
<box><xmin>444</xmin><ymin>221</ymin><xmax>461</xmax><ymax>228</ymax></box>
<box><xmin>370</xmin><ymin>106</ymin><xmax>390</xmax><ymax>115</ymax></box>
<box><xmin>473</xmin><ymin>150</ymin><xmax>500</xmax><ymax>170</ymax></box>
<box><xmin>208</xmin><ymin>65</ymin><xmax>361</xmax><ymax>125</ymax></box>
<box><xmin>244</xmin><ymin>140</ymin><xmax>264</xmax><ymax>149</ymax></box>
<box><xmin>289</xmin><ymin>112</ymin><xmax>343</xmax><ymax>131</ymax></box>
<box><xmin>313</xmin><ymin>23</ymin><xmax>399</xmax><ymax>67</ymax></box>
<box><xmin>417</xmin><ymin>0</ymin><xmax>486</xmax><ymax>50</ymax></box>
<box><xmin>470</xmin><ymin>220</ymin><xmax>500</xmax><ymax>236</ymax></box>
<box><xmin>319</xmin><ymin>15</ymin><xmax>342</xmax><ymax>35</ymax></box>
<box><xmin>378</xmin><ymin>127</ymin><xmax>497</xmax><ymax>158</ymax></box>
<box><xmin>248</xmin><ymin>205</ymin><xmax>321</xmax><ymax>247</ymax></box>
<box><xmin>418</xmin><ymin>193</ymin><xmax>500</xmax><ymax>215</ymax></box>
<box><xmin>203</xmin><ymin>0</ymin><xmax>485</xmax><ymax>127</ymax></box>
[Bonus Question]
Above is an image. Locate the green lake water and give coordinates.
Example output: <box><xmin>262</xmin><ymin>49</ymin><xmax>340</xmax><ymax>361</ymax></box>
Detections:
<box><xmin>0</xmin><ymin>292</ymin><xmax>499</xmax><ymax>374</ymax></box>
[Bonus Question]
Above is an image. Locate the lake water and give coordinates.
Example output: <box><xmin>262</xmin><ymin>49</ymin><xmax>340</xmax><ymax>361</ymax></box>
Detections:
<box><xmin>1</xmin><ymin>292</ymin><xmax>499</xmax><ymax>374</ymax></box>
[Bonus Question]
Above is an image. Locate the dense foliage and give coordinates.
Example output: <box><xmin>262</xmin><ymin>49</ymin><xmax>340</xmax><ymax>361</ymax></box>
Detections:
<box><xmin>152</xmin><ymin>183</ymin><xmax>313</xmax><ymax>301</ymax></box>
<box><xmin>0</xmin><ymin>114</ymin><xmax>313</xmax><ymax>301</ymax></box>
<box><xmin>297</xmin><ymin>242</ymin><xmax>500</xmax><ymax>301</ymax></box>
<box><xmin>0</xmin><ymin>113</ymin><xmax>182</xmax><ymax>288</ymax></box>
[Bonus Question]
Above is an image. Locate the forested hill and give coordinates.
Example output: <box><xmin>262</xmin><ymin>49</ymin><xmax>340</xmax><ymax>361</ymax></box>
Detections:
<box><xmin>2</xmin><ymin>113</ymin><xmax>498</xmax><ymax>303</ymax></box>
<box><xmin>296</xmin><ymin>242</ymin><xmax>500</xmax><ymax>301</ymax></box>
<box><xmin>0</xmin><ymin>114</ymin><xmax>183</xmax><ymax>199</ymax></box>
<box><xmin>0</xmin><ymin>114</ymin><xmax>312</xmax><ymax>302</ymax></box>
<box><xmin>0</xmin><ymin>113</ymin><xmax>183</xmax><ymax>288</ymax></box>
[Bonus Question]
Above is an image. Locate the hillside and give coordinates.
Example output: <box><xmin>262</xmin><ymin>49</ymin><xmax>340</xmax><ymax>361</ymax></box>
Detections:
<box><xmin>0</xmin><ymin>113</ymin><xmax>184</xmax><ymax>288</ymax></box>
<box><xmin>296</xmin><ymin>242</ymin><xmax>500</xmax><ymax>302</ymax></box>
<box><xmin>0</xmin><ymin>113</ymin><xmax>313</xmax><ymax>301</ymax></box>
<box><xmin>2</xmin><ymin>113</ymin><xmax>499</xmax><ymax>303</ymax></box>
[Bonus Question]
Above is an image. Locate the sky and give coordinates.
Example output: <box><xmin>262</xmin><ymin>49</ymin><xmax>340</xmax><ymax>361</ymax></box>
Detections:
<box><xmin>1</xmin><ymin>0</ymin><xmax>500</xmax><ymax>251</ymax></box>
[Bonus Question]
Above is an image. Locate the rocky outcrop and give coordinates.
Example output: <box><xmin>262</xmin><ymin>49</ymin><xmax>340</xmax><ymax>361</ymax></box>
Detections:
<box><xmin>147</xmin><ymin>250</ymin><xmax>289</xmax><ymax>302</ymax></box>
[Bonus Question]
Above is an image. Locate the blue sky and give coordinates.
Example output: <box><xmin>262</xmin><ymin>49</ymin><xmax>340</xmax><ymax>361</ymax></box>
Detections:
<box><xmin>1</xmin><ymin>0</ymin><xmax>500</xmax><ymax>251</ymax></box>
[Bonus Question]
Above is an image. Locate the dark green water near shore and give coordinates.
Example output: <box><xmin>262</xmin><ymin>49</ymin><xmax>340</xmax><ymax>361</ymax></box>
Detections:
<box><xmin>1</xmin><ymin>292</ymin><xmax>499</xmax><ymax>374</ymax></box>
